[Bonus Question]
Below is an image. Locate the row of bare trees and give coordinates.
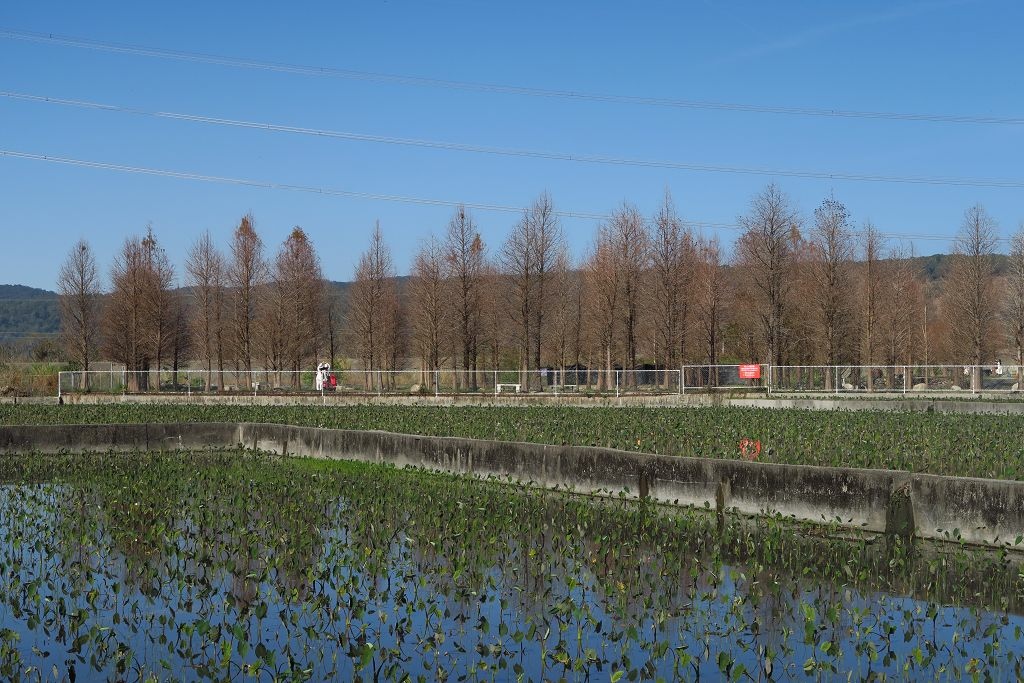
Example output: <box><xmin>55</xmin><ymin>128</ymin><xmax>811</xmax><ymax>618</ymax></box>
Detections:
<box><xmin>57</xmin><ymin>185</ymin><xmax>1024</xmax><ymax>391</ymax></box>
<box><xmin>59</xmin><ymin>216</ymin><xmax>331</xmax><ymax>390</ymax></box>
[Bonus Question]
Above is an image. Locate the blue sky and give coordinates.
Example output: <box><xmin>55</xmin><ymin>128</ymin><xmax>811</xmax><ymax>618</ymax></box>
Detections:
<box><xmin>1</xmin><ymin>0</ymin><xmax>1022</xmax><ymax>290</ymax></box>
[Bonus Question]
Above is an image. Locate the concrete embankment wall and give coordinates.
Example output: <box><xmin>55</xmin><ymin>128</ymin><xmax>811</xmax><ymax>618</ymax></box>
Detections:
<box><xmin>46</xmin><ymin>391</ymin><xmax>1024</xmax><ymax>415</ymax></box>
<box><xmin>1</xmin><ymin>422</ymin><xmax>1021</xmax><ymax>549</ymax></box>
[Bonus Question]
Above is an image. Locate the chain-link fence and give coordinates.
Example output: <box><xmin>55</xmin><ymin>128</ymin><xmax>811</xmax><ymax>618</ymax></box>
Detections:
<box><xmin>768</xmin><ymin>364</ymin><xmax>1022</xmax><ymax>394</ymax></box>
<box><xmin>58</xmin><ymin>368</ymin><xmax>692</xmax><ymax>397</ymax></box>
<box><xmin>56</xmin><ymin>363</ymin><xmax>1023</xmax><ymax>398</ymax></box>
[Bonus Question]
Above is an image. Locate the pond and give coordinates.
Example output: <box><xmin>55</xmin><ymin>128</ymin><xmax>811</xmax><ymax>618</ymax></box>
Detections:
<box><xmin>0</xmin><ymin>450</ymin><xmax>1021</xmax><ymax>681</ymax></box>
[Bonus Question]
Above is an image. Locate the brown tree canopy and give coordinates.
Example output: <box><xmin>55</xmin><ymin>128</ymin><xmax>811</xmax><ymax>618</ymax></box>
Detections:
<box><xmin>56</xmin><ymin>190</ymin><xmax>1024</xmax><ymax>387</ymax></box>
<box><xmin>56</xmin><ymin>239</ymin><xmax>101</xmax><ymax>378</ymax></box>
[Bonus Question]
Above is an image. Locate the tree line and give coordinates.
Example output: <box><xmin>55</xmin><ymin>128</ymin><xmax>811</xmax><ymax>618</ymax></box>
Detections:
<box><xmin>57</xmin><ymin>184</ymin><xmax>1024</xmax><ymax>390</ymax></box>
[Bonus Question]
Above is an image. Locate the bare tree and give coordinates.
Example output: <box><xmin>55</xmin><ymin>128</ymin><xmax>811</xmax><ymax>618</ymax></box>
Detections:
<box><xmin>584</xmin><ymin>226</ymin><xmax>619</xmax><ymax>390</ymax></box>
<box><xmin>499</xmin><ymin>192</ymin><xmax>565</xmax><ymax>389</ymax></box>
<box><xmin>57</xmin><ymin>239</ymin><xmax>101</xmax><ymax>389</ymax></box>
<box><xmin>168</xmin><ymin>290</ymin><xmax>191</xmax><ymax>389</ymax></box>
<box><xmin>444</xmin><ymin>207</ymin><xmax>486</xmax><ymax>390</ymax></box>
<box><xmin>609</xmin><ymin>203</ymin><xmax>649</xmax><ymax>383</ymax></box>
<box><xmin>696</xmin><ymin>238</ymin><xmax>727</xmax><ymax>371</ymax></box>
<box><xmin>809</xmin><ymin>195</ymin><xmax>854</xmax><ymax>388</ymax></box>
<box><xmin>409</xmin><ymin>236</ymin><xmax>449</xmax><ymax>381</ymax></box>
<box><xmin>141</xmin><ymin>228</ymin><xmax>176</xmax><ymax>392</ymax></box>
<box><xmin>735</xmin><ymin>184</ymin><xmax>800</xmax><ymax>366</ymax></box>
<box><xmin>185</xmin><ymin>231</ymin><xmax>226</xmax><ymax>391</ymax></box>
<box><xmin>325</xmin><ymin>287</ymin><xmax>343</xmax><ymax>368</ymax></box>
<box><xmin>878</xmin><ymin>246</ymin><xmax>925</xmax><ymax>388</ymax></box>
<box><xmin>227</xmin><ymin>214</ymin><xmax>267</xmax><ymax>375</ymax></box>
<box><xmin>477</xmin><ymin>260</ymin><xmax>505</xmax><ymax>377</ymax></box>
<box><xmin>270</xmin><ymin>227</ymin><xmax>327</xmax><ymax>381</ymax></box>
<box><xmin>650</xmin><ymin>191</ymin><xmax>696</xmax><ymax>382</ymax></box>
<box><xmin>349</xmin><ymin>222</ymin><xmax>398</xmax><ymax>387</ymax></box>
<box><xmin>105</xmin><ymin>237</ymin><xmax>147</xmax><ymax>390</ymax></box>
<box><xmin>945</xmin><ymin>204</ymin><xmax>999</xmax><ymax>389</ymax></box>
<box><xmin>859</xmin><ymin>222</ymin><xmax>883</xmax><ymax>390</ymax></box>
<box><xmin>546</xmin><ymin>251</ymin><xmax>581</xmax><ymax>381</ymax></box>
<box><xmin>104</xmin><ymin>228</ymin><xmax>173</xmax><ymax>391</ymax></box>
<box><xmin>1006</xmin><ymin>225</ymin><xmax>1024</xmax><ymax>388</ymax></box>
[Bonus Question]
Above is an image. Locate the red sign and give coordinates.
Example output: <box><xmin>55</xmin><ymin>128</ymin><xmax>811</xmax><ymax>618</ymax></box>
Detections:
<box><xmin>738</xmin><ymin>364</ymin><xmax>761</xmax><ymax>380</ymax></box>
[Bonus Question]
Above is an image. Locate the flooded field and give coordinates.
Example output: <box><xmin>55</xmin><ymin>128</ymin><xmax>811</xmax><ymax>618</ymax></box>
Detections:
<box><xmin>0</xmin><ymin>450</ymin><xmax>1021</xmax><ymax>681</ymax></box>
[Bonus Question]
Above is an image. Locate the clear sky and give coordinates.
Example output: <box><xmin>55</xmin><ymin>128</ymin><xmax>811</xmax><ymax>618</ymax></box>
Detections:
<box><xmin>1</xmin><ymin>0</ymin><xmax>1022</xmax><ymax>290</ymax></box>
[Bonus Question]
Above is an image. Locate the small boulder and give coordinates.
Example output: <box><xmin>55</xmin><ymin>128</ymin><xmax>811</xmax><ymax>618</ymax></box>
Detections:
<box><xmin>409</xmin><ymin>383</ymin><xmax>421</xmax><ymax>394</ymax></box>
<box><xmin>842</xmin><ymin>382</ymin><xmax>854</xmax><ymax>390</ymax></box>
<box><xmin>950</xmin><ymin>385</ymin><xmax>962</xmax><ymax>391</ymax></box>
<box><xmin>912</xmin><ymin>383</ymin><xmax>927</xmax><ymax>391</ymax></box>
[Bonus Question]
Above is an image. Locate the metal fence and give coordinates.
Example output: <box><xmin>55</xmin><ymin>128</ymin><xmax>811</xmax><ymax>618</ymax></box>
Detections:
<box><xmin>55</xmin><ymin>363</ymin><xmax>1020</xmax><ymax>398</ymax></box>
<box><xmin>768</xmin><ymin>364</ymin><xmax>1022</xmax><ymax>394</ymax></box>
<box><xmin>57</xmin><ymin>368</ymin><xmax>695</xmax><ymax>398</ymax></box>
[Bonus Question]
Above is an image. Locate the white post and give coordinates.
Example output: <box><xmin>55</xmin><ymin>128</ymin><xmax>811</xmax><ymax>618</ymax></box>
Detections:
<box><xmin>57</xmin><ymin>372</ymin><xmax>62</xmax><ymax>400</ymax></box>
<box><xmin>435</xmin><ymin>369</ymin><xmax>439</xmax><ymax>397</ymax></box>
<box><xmin>679</xmin><ymin>367</ymin><xmax>683</xmax><ymax>395</ymax></box>
<box><xmin>615</xmin><ymin>370</ymin><xmax>620</xmax><ymax>398</ymax></box>
<box><xmin>494</xmin><ymin>370</ymin><xmax>498</xmax><ymax>397</ymax></box>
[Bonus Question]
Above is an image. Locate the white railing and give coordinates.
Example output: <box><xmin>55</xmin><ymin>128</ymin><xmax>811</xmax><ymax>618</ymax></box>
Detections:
<box><xmin>57</xmin><ymin>368</ymin><xmax>694</xmax><ymax>398</ymax></box>
<box><xmin>55</xmin><ymin>363</ymin><xmax>1020</xmax><ymax>398</ymax></box>
<box><xmin>768</xmin><ymin>364</ymin><xmax>1022</xmax><ymax>395</ymax></box>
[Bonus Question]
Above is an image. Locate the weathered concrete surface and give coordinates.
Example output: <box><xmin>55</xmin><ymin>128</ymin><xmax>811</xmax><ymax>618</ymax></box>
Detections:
<box><xmin>2</xmin><ymin>422</ymin><xmax>1022</xmax><ymax>549</ymax></box>
<box><xmin>0</xmin><ymin>396</ymin><xmax>59</xmax><ymax>405</ymax></box>
<box><xmin>56</xmin><ymin>391</ymin><xmax>1024</xmax><ymax>414</ymax></box>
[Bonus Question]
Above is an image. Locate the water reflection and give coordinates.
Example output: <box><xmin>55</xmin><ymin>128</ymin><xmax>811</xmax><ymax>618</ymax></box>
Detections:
<box><xmin>0</xmin><ymin>452</ymin><xmax>1020</xmax><ymax>681</ymax></box>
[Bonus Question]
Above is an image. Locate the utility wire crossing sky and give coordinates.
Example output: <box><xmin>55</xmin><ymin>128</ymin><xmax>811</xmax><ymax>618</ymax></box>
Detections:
<box><xmin>0</xmin><ymin>1</ymin><xmax>1021</xmax><ymax>289</ymax></box>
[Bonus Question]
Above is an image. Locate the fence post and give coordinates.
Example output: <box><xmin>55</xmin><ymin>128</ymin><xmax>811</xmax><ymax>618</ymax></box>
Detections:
<box><xmin>56</xmin><ymin>372</ymin><xmax>62</xmax><ymax>400</ymax></box>
<box><xmin>615</xmin><ymin>370</ymin><xmax>620</xmax><ymax>398</ymax></box>
<box><xmin>903</xmin><ymin>366</ymin><xmax>908</xmax><ymax>394</ymax></box>
<box><xmin>679</xmin><ymin>367</ymin><xmax>683</xmax><ymax>395</ymax></box>
<box><xmin>435</xmin><ymin>370</ymin><xmax>439</xmax><ymax>397</ymax></box>
<box><xmin>835</xmin><ymin>366</ymin><xmax>839</xmax><ymax>395</ymax></box>
<box><xmin>494</xmin><ymin>370</ymin><xmax>498</xmax><ymax>397</ymax></box>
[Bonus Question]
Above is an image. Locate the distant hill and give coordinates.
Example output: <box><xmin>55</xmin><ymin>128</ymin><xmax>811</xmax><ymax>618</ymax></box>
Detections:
<box><xmin>0</xmin><ymin>285</ymin><xmax>60</xmax><ymax>345</ymax></box>
<box><xmin>0</xmin><ymin>281</ymin><xmax>360</xmax><ymax>349</ymax></box>
<box><xmin>0</xmin><ymin>259</ymin><xmax>1005</xmax><ymax>349</ymax></box>
<box><xmin>909</xmin><ymin>253</ymin><xmax>1010</xmax><ymax>282</ymax></box>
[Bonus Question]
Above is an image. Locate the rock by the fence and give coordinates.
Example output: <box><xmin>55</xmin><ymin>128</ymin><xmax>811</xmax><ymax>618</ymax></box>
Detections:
<box><xmin>409</xmin><ymin>384</ymin><xmax>421</xmax><ymax>394</ymax></box>
<box><xmin>842</xmin><ymin>383</ymin><xmax>854</xmax><ymax>390</ymax></box>
<box><xmin>950</xmin><ymin>385</ymin><xmax>962</xmax><ymax>391</ymax></box>
<box><xmin>913</xmin><ymin>383</ymin><xmax>928</xmax><ymax>391</ymax></box>
<box><xmin>0</xmin><ymin>386</ymin><xmax>15</xmax><ymax>397</ymax></box>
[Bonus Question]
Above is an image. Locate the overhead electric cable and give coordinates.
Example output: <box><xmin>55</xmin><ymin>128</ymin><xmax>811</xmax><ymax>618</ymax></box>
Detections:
<box><xmin>1</xmin><ymin>28</ymin><xmax>1021</xmax><ymax>126</ymax></box>
<box><xmin>3</xmin><ymin>91</ymin><xmax>1023</xmax><ymax>190</ymax></box>
<box><xmin>0</xmin><ymin>148</ymin><xmax>993</xmax><ymax>243</ymax></box>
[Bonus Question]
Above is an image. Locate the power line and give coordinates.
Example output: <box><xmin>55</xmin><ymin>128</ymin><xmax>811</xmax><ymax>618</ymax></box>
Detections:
<box><xmin>2</xmin><ymin>27</ymin><xmax>1021</xmax><ymax>126</ymax></box>
<box><xmin>0</xmin><ymin>148</ymin><xmax>986</xmax><ymax>244</ymax></box>
<box><xmin>0</xmin><ymin>148</ymin><xmax>606</xmax><ymax>220</ymax></box>
<box><xmin>5</xmin><ymin>90</ymin><xmax>1024</xmax><ymax>190</ymax></box>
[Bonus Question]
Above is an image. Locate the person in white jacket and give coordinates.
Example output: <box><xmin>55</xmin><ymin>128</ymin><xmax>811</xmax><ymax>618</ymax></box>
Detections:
<box><xmin>315</xmin><ymin>362</ymin><xmax>330</xmax><ymax>391</ymax></box>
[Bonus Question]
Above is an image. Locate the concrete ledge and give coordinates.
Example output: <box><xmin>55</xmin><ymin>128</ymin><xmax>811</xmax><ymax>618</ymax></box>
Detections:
<box><xmin>54</xmin><ymin>391</ymin><xmax>1024</xmax><ymax>414</ymax></box>
<box><xmin>2</xmin><ymin>422</ymin><xmax>1022</xmax><ymax>549</ymax></box>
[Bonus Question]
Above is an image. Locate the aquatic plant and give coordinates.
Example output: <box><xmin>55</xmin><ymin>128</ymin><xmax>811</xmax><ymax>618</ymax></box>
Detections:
<box><xmin>0</xmin><ymin>449</ymin><xmax>1020</xmax><ymax>681</ymax></box>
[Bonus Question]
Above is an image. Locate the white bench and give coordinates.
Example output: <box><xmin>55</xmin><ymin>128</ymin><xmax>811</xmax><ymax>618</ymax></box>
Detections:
<box><xmin>495</xmin><ymin>383</ymin><xmax>522</xmax><ymax>394</ymax></box>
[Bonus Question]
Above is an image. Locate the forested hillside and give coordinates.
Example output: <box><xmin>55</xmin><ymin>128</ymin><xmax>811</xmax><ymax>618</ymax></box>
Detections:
<box><xmin>0</xmin><ymin>285</ymin><xmax>59</xmax><ymax>346</ymax></box>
